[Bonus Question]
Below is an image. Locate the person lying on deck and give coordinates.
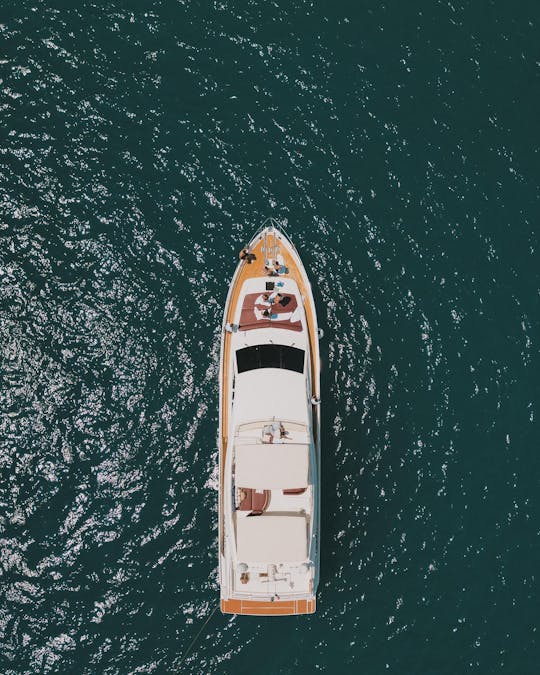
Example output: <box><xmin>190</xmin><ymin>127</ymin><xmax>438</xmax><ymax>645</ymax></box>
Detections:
<box><xmin>264</xmin><ymin>259</ymin><xmax>280</xmax><ymax>276</ymax></box>
<box><xmin>262</xmin><ymin>308</ymin><xmax>280</xmax><ymax>319</ymax></box>
<box><xmin>262</xmin><ymin>421</ymin><xmax>291</xmax><ymax>443</ymax></box>
<box><xmin>262</xmin><ymin>422</ymin><xmax>281</xmax><ymax>443</ymax></box>
<box><xmin>269</xmin><ymin>292</ymin><xmax>292</xmax><ymax>308</ymax></box>
<box><xmin>268</xmin><ymin>291</ymin><xmax>283</xmax><ymax>304</ymax></box>
<box><xmin>254</xmin><ymin>293</ymin><xmax>271</xmax><ymax>306</ymax></box>
<box><xmin>273</xmin><ymin>256</ymin><xmax>288</xmax><ymax>275</ymax></box>
<box><xmin>239</xmin><ymin>247</ymin><xmax>256</xmax><ymax>263</ymax></box>
<box><xmin>279</xmin><ymin>422</ymin><xmax>291</xmax><ymax>440</ymax></box>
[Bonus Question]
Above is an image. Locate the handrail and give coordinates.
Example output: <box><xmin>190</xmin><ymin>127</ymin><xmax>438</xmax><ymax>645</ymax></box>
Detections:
<box><xmin>237</xmin><ymin>419</ymin><xmax>309</xmax><ymax>431</ymax></box>
<box><xmin>262</xmin><ymin>226</ymin><xmax>275</xmax><ymax>264</ymax></box>
<box><xmin>247</xmin><ymin>216</ymin><xmax>296</xmax><ymax>251</ymax></box>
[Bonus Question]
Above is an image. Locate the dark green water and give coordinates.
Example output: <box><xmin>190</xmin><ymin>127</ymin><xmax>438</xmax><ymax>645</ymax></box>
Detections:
<box><xmin>1</xmin><ymin>1</ymin><xmax>539</xmax><ymax>673</ymax></box>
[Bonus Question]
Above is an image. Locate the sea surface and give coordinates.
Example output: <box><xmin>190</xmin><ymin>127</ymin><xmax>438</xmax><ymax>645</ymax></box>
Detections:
<box><xmin>1</xmin><ymin>1</ymin><xmax>539</xmax><ymax>673</ymax></box>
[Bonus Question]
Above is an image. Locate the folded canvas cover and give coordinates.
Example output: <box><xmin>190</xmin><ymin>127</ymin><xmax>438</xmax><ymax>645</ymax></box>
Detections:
<box><xmin>236</xmin><ymin>514</ymin><xmax>308</xmax><ymax>562</ymax></box>
<box><xmin>235</xmin><ymin>443</ymin><xmax>309</xmax><ymax>490</ymax></box>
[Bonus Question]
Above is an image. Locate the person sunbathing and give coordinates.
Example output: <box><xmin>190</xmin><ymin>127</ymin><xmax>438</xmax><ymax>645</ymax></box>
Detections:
<box><xmin>254</xmin><ymin>293</ymin><xmax>271</xmax><ymax>306</ymax></box>
<box><xmin>268</xmin><ymin>291</ymin><xmax>283</xmax><ymax>304</ymax></box>
<box><xmin>273</xmin><ymin>260</ymin><xmax>288</xmax><ymax>275</ymax></box>
<box><xmin>264</xmin><ymin>259</ymin><xmax>279</xmax><ymax>276</ymax></box>
<box><xmin>239</xmin><ymin>247</ymin><xmax>256</xmax><ymax>263</ymax></box>
<box><xmin>279</xmin><ymin>423</ymin><xmax>291</xmax><ymax>440</ymax></box>
<box><xmin>262</xmin><ymin>422</ymin><xmax>281</xmax><ymax>442</ymax></box>
<box><xmin>269</xmin><ymin>292</ymin><xmax>292</xmax><ymax>308</ymax></box>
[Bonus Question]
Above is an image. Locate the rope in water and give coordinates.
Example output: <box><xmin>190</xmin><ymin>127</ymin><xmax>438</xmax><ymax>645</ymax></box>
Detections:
<box><xmin>177</xmin><ymin>604</ymin><xmax>220</xmax><ymax>670</ymax></box>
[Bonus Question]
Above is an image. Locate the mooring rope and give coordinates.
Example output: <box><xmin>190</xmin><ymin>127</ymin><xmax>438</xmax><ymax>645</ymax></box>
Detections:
<box><xmin>177</xmin><ymin>604</ymin><xmax>220</xmax><ymax>670</ymax></box>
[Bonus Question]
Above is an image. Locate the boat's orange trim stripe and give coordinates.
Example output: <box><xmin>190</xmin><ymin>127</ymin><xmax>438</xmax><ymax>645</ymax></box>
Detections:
<box><xmin>221</xmin><ymin>597</ymin><xmax>316</xmax><ymax>616</ymax></box>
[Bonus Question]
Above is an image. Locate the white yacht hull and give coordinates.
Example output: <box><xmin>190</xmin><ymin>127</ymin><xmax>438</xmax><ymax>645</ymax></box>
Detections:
<box><xmin>218</xmin><ymin>222</ymin><xmax>320</xmax><ymax>616</ymax></box>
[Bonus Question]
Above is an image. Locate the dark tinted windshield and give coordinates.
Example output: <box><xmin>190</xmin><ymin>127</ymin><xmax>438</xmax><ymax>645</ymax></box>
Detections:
<box><xmin>236</xmin><ymin>344</ymin><xmax>305</xmax><ymax>374</ymax></box>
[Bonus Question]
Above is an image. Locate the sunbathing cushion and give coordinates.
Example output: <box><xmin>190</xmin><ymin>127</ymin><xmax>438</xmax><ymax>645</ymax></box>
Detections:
<box><xmin>239</xmin><ymin>292</ymin><xmax>301</xmax><ymax>332</ymax></box>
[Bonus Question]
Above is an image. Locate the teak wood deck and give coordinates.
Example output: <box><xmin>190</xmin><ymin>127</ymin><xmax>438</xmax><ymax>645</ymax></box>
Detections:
<box><xmin>221</xmin><ymin>597</ymin><xmax>316</xmax><ymax>616</ymax></box>
<box><xmin>219</xmin><ymin>228</ymin><xmax>319</xmax><ymax>616</ymax></box>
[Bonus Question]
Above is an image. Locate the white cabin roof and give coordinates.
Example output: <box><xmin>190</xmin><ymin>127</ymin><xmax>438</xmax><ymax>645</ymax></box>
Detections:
<box><xmin>236</xmin><ymin>514</ymin><xmax>308</xmax><ymax>563</ymax></box>
<box><xmin>233</xmin><ymin>369</ymin><xmax>309</xmax><ymax>426</ymax></box>
<box><xmin>233</xmin><ymin>326</ymin><xmax>307</xmax><ymax>349</ymax></box>
<box><xmin>235</xmin><ymin>444</ymin><xmax>309</xmax><ymax>490</ymax></box>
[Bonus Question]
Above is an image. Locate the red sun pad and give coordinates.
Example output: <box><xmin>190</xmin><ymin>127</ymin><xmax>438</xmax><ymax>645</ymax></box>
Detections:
<box><xmin>239</xmin><ymin>292</ymin><xmax>302</xmax><ymax>332</ymax></box>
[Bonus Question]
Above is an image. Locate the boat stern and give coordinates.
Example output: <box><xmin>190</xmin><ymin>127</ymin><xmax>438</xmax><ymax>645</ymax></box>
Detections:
<box><xmin>221</xmin><ymin>596</ymin><xmax>316</xmax><ymax>616</ymax></box>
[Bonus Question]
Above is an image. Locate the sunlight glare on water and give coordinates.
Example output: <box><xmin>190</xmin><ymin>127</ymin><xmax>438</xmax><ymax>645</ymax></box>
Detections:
<box><xmin>0</xmin><ymin>1</ymin><xmax>538</xmax><ymax>673</ymax></box>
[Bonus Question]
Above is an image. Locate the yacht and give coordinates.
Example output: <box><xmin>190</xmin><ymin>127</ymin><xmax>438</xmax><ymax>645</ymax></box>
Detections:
<box><xmin>218</xmin><ymin>220</ymin><xmax>320</xmax><ymax>616</ymax></box>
